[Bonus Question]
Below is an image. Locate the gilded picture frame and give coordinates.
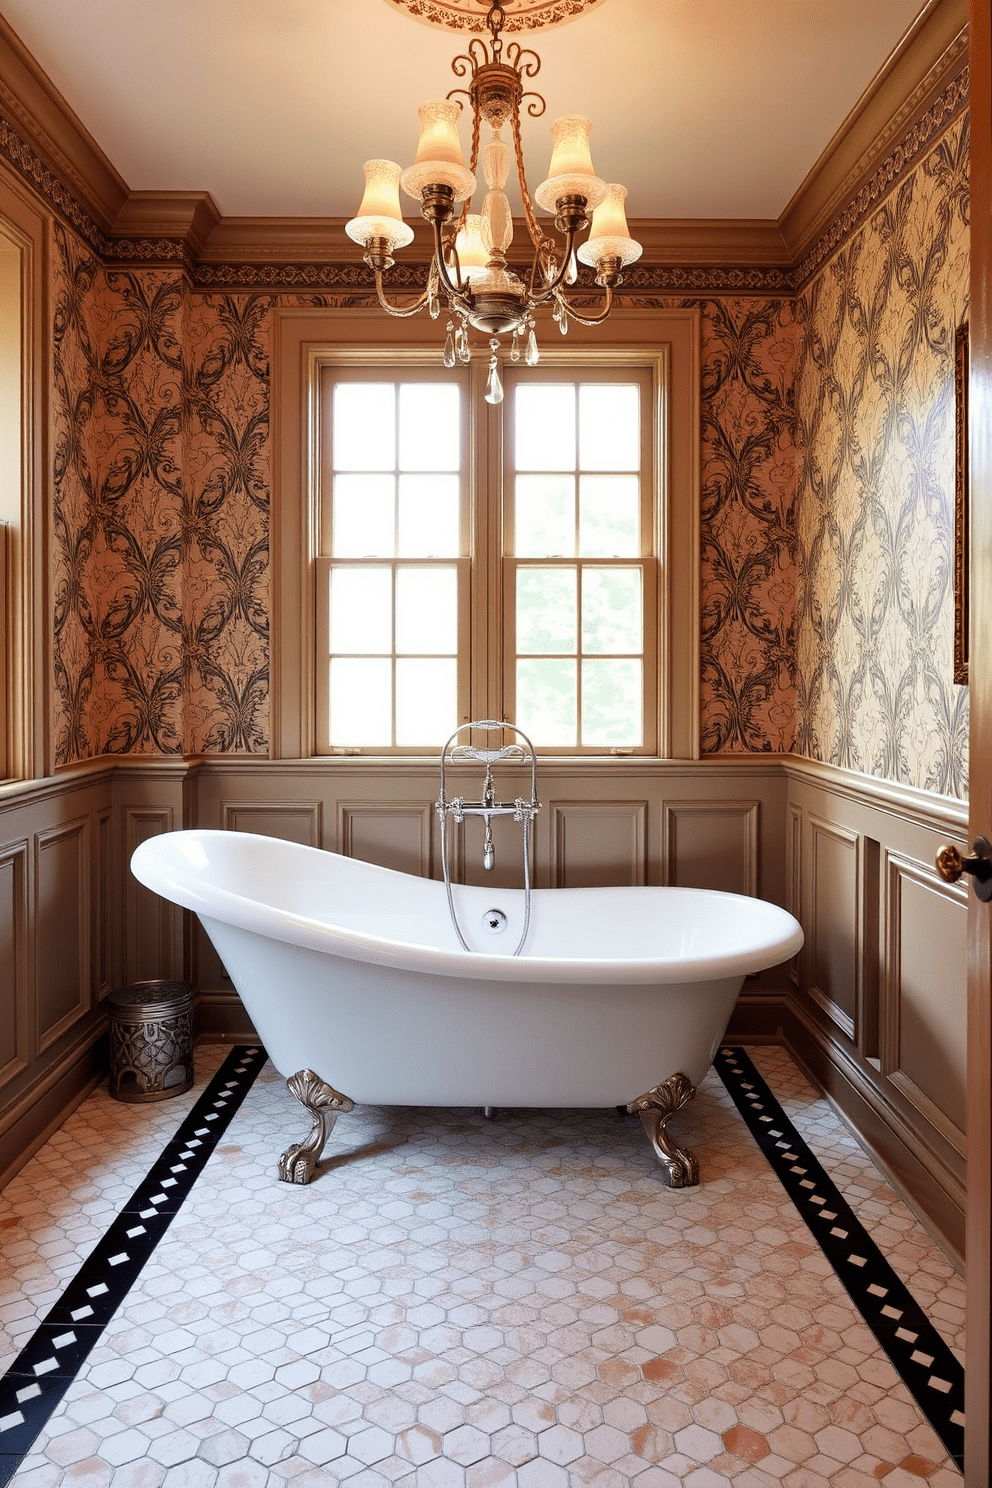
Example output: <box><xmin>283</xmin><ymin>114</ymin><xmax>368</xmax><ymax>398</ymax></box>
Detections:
<box><xmin>954</xmin><ymin>320</ymin><xmax>969</xmax><ymax>686</ymax></box>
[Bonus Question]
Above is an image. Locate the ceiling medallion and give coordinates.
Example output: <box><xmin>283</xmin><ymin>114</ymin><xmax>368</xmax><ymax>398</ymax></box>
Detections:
<box><xmin>382</xmin><ymin>0</ymin><xmax>609</xmax><ymax>34</ymax></box>
<box><xmin>348</xmin><ymin>0</ymin><xmax>640</xmax><ymax>402</ymax></box>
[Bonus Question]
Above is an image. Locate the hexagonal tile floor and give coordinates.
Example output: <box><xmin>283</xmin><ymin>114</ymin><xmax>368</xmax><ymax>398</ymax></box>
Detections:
<box><xmin>0</xmin><ymin>1043</ymin><xmax>966</xmax><ymax>1486</ymax></box>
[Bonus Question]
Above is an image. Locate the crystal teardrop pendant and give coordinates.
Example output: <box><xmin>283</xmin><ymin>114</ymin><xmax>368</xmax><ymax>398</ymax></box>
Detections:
<box><xmin>510</xmin><ymin>331</ymin><xmax>521</xmax><ymax>363</ymax></box>
<box><xmin>443</xmin><ymin>322</ymin><xmax>456</xmax><ymax>369</ymax></box>
<box><xmin>525</xmin><ymin>327</ymin><xmax>539</xmax><ymax>366</ymax></box>
<box><xmin>485</xmin><ymin>355</ymin><xmax>504</xmax><ymax>405</ymax></box>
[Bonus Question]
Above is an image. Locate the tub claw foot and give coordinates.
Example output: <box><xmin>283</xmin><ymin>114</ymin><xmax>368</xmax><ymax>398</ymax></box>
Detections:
<box><xmin>278</xmin><ymin>1070</ymin><xmax>354</xmax><ymax>1184</ymax></box>
<box><xmin>627</xmin><ymin>1073</ymin><xmax>699</xmax><ymax>1187</ymax></box>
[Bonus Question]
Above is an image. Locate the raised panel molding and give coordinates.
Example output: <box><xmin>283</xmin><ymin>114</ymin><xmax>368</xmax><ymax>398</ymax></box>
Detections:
<box><xmin>222</xmin><ymin>800</ymin><xmax>322</xmax><ymax>846</ymax></box>
<box><xmin>550</xmin><ymin>801</ymin><xmax>647</xmax><ymax>888</ymax></box>
<box><xmin>0</xmin><ymin>839</ymin><xmax>29</xmax><ymax>1086</ymax></box>
<box><xmin>35</xmin><ymin>817</ymin><xmax>90</xmax><ymax>1051</ymax></box>
<box><xmin>806</xmin><ymin>814</ymin><xmax>861</xmax><ymax>1040</ymax></box>
<box><xmin>95</xmin><ymin>807</ymin><xmax>111</xmax><ymax>999</ymax></box>
<box><xmin>786</xmin><ymin>802</ymin><xmax>802</xmax><ymax>987</ymax></box>
<box><xmin>123</xmin><ymin>806</ymin><xmax>178</xmax><ymax>988</ymax></box>
<box><xmin>882</xmin><ymin>849</ymin><xmax>967</xmax><ymax>1154</ymax></box>
<box><xmin>337</xmin><ymin>802</ymin><xmax>433</xmax><ymax>877</ymax></box>
<box><xmin>662</xmin><ymin>800</ymin><xmax>758</xmax><ymax>896</ymax></box>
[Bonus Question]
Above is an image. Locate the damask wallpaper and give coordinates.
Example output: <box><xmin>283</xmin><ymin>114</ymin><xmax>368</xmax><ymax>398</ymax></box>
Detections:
<box><xmin>697</xmin><ymin>298</ymin><xmax>798</xmax><ymax>754</ymax></box>
<box><xmin>794</xmin><ymin>115</ymin><xmax>970</xmax><ymax>797</ymax></box>
<box><xmin>49</xmin><ymin>108</ymin><xmax>969</xmax><ymax>796</ymax></box>
<box><xmin>52</xmin><ymin>228</ymin><xmax>273</xmax><ymax>760</ymax></box>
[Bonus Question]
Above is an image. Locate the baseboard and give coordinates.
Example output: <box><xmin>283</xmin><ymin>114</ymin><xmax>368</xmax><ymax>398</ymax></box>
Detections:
<box><xmin>0</xmin><ymin>1041</ymin><xmax>105</xmax><ymax>1193</ymax></box>
<box><xmin>728</xmin><ymin>991</ymin><xmax>965</xmax><ymax>1271</ymax></box>
<box><xmin>195</xmin><ymin>988</ymin><xmax>258</xmax><ymax>1043</ymax></box>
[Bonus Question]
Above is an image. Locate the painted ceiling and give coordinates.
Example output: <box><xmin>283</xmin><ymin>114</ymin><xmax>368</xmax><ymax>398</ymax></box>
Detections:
<box><xmin>2</xmin><ymin>0</ymin><xmax>928</xmax><ymax>221</ymax></box>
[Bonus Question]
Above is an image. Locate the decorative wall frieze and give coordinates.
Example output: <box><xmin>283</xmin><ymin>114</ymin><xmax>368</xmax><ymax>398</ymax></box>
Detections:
<box><xmin>0</xmin><ymin>54</ymin><xmax>970</xmax><ymax>300</ymax></box>
<box><xmin>791</xmin><ymin>64</ymin><xmax>969</xmax><ymax>290</ymax></box>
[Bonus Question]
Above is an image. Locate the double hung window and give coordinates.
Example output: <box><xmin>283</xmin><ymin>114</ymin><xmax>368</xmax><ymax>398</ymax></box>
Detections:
<box><xmin>315</xmin><ymin>359</ymin><xmax>659</xmax><ymax>753</ymax></box>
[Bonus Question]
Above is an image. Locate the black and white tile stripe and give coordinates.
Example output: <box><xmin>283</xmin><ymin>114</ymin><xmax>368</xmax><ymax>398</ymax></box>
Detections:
<box><xmin>0</xmin><ymin>1045</ymin><xmax>267</xmax><ymax>1488</ymax></box>
<box><xmin>716</xmin><ymin>1045</ymin><xmax>965</xmax><ymax>1471</ymax></box>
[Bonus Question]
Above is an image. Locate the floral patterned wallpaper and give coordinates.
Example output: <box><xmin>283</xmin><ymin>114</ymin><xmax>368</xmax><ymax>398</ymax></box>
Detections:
<box><xmin>49</xmin><ymin>107</ymin><xmax>969</xmax><ymax>794</ymax></box>
<box><xmin>794</xmin><ymin>115</ymin><xmax>970</xmax><ymax>797</ymax></box>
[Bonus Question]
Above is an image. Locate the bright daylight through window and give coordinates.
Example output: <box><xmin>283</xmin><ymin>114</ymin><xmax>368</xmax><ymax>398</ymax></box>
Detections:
<box><xmin>316</xmin><ymin>363</ymin><xmax>657</xmax><ymax>753</ymax></box>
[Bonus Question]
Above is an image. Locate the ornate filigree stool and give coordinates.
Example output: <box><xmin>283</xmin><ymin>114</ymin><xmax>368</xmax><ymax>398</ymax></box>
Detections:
<box><xmin>108</xmin><ymin>979</ymin><xmax>194</xmax><ymax>1102</ymax></box>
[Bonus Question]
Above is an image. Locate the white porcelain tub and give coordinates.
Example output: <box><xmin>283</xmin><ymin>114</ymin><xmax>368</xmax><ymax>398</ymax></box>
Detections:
<box><xmin>130</xmin><ymin>829</ymin><xmax>803</xmax><ymax>1185</ymax></box>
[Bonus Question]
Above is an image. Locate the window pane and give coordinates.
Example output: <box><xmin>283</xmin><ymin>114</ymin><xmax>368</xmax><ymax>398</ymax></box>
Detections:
<box><xmin>579</xmin><ymin>384</ymin><xmax>640</xmax><ymax>471</ymax></box>
<box><xmin>398</xmin><ymin>475</ymin><xmax>460</xmax><ymax>556</ymax></box>
<box><xmin>581</xmin><ymin>659</ymin><xmax>642</xmax><ymax>747</ymax></box>
<box><xmin>515</xmin><ymin>385</ymin><xmax>576</xmax><ymax>471</ymax></box>
<box><xmin>516</xmin><ymin>567</ymin><xmax>576</xmax><ymax>654</ymax></box>
<box><xmin>396</xmin><ymin>659</ymin><xmax>457</xmax><ymax>745</ymax></box>
<box><xmin>399</xmin><ymin>384</ymin><xmax>460</xmax><ymax>471</ymax></box>
<box><xmin>579</xmin><ymin>475</ymin><xmax>640</xmax><ymax>557</ymax></box>
<box><xmin>333</xmin><ymin>384</ymin><xmax>395</xmax><ymax>471</ymax></box>
<box><xmin>330</xmin><ymin>566</ymin><xmax>392</xmax><ymax>654</ymax></box>
<box><xmin>582</xmin><ymin>567</ymin><xmax>642</xmax><ymax>654</ymax></box>
<box><xmin>514</xmin><ymin>475</ymin><xmax>575</xmax><ymax>557</ymax></box>
<box><xmin>333</xmin><ymin>474</ymin><xmax>395</xmax><ymax>557</ymax></box>
<box><xmin>396</xmin><ymin>567</ymin><xmax>458</xmax><ymax>654</ymax></box>
<box><xmin>517</xmin><ymin>658</ymin><xmax>577</xmax><ymax>747</ymax></box>
<box><xmin>329</xmin><ymin>658</ymin><xmax>392</xmax><ymax>745</ymax></box>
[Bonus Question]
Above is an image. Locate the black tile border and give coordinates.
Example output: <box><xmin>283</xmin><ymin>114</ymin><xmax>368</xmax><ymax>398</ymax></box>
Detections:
<box><xmin>0</xmin><ymin>1045</ymin><xmax>267</xmax><ymax>1486</ymax></box>
<box><xmin>716</xmin><ymin>1046</ymin><xmax>965</xmax><ymax>1472</ymax></box>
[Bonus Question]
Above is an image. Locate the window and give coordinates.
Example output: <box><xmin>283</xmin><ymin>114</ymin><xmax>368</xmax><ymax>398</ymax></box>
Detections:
<box><xmin>315</xmin><ymin>359</ymin><xmax>658</xmax><ymax>753</ymax></box>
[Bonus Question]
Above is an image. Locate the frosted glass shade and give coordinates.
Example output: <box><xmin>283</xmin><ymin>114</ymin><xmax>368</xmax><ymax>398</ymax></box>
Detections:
<box><xmin>577</xmin><ymin>183</ymin><xmax>643</xmax><ymax>269</ymax></box>
<box><xmin>534</xmin><ymin>115</ymin><xmax>607</xmax><ymax>213</ymax></box>
<box><xmin>454</xmin><ymin>214</ymin><xmax>490</xmax><ymax>282</ymax></box>
<box><xmin>401</xmin><ymin>101</ymin><xmax>476</xmax><ymax>202</ymax></box>
<box><xmin>345</xmin><ymin>160</ymin><xmax>415</xmax><ymax>251</ymax></box>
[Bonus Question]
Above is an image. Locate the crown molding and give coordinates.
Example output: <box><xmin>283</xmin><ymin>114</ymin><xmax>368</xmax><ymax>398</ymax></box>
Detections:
<box><xmin>0</xmin><ymin>12</ymin><xmax>126</xmax><ymax>234</ymax></box>
<box><xmin>0</xmin><ymin>0</ymin><xmax>970</xmax><ymax>296</ymax></box>
<box><xmin>780</xmin><ymin>0</ymin><xmax>968</xmax><ymax>264</ymax></box>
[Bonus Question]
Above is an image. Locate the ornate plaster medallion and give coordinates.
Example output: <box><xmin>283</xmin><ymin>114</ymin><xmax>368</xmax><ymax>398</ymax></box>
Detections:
<box><xmin>381</xmin><ymin>0</ymin><xmax>609</xmax><ymax>34</ymax></box>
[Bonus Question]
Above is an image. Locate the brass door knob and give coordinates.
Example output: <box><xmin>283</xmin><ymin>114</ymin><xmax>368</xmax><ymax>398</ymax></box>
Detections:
<box><xmin>936</xmin><ymin>837</ymin><xmax>992</xmax><ymax>901</ymax></box>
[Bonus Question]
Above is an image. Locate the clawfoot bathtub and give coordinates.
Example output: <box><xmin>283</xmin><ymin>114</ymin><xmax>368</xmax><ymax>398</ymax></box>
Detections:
<box><xmin>130</xmin><ymin>830</ymin><xmax>803</xmax><ymax>1186</ymax></box>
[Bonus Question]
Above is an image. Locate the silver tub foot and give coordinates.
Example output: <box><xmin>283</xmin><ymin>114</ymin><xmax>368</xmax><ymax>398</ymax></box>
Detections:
<box><xmin>627</xmin><ymin>1073</ymin><xmax>699</xmax><ymax>1187</ymax></box>
<box><xmin>278</xmin><ymin>1069</ymin><xmax>354</xmax><ymax>1184</ymax></box>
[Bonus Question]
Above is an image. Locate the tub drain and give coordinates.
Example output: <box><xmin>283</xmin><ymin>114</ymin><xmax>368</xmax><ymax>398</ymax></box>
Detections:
<box><xmin>482</xmin><ymin>908</ymin><xmax>507</xmax><ymax>933</ymax></box>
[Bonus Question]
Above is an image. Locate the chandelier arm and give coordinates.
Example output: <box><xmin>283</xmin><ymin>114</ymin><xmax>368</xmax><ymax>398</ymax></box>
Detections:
<box><xmin>556</xmin><ymin>284</ymin><xmax>616</xmax><ymax>327</ymax></box>
<box><xmin>372</xmin><ymin>269</ymin><xmax>435</xmax><ymax>319</ymax></box>
<box><xmin>428</xmin><ymin>211</ymin><xmax>469</xmax><ymax>301</ymax></box>
<box><xmin>526</xmin><ymin>223</ymin><xmax>582</xmax><ymax>302</ymax></box>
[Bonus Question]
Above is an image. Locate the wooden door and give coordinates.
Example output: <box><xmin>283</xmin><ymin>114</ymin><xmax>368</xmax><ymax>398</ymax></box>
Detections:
<box><xmin>967</xmin><ymin>3</ymin><xmax>992</xmax><ymax>1481</ymax></box>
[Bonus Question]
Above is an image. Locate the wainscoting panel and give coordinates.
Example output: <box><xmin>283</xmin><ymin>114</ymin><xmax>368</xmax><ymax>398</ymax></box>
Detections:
<box><xmin>882</xmin><ymin>849</ymin><xmax>967</xmax><ymax>1150</ymax></box>
<box><xmin>785</xmin><ymin>759</ymin><xmax>968</xmax><ymax>1267</ymax></box>
<box><xmin>549</xmin><ymin>801</ymin><xmax>648</xmax><ymax>888</ymax></box>
<box><xmin>786</xmin><ymin>802</ymin><xmax>802</xmax><ymax>987</ymax></box>
<box><xmin>0</xmin><ymin>840</ymin><xmax>29</xmax><ymax>1087</ymax></box>
<box><xmin>337</xmin><ymin>802</ymin><xmax>433</xmax><ymax>877</ymax></box>
<box><xmin>222</xmin><ymin>800</ymin><xmax>322</xmax><ymax>846</ymax></box>
<box><xmin>95</xmin><ymin>808</ymin><xmax>111</xmax><ymax>1000</ymax></box>
<box><xmin>35</xmin><ymin>818</ymin><xmax>90</xmax><ymax>1051</ymax></box>
<box><xmin>661</xmin><ymin>799</ymin><xmax>758</xmax><ymax>895</ymax></box>
<box><xmin>807</xmin><ymin>814</ymin><xmax>860</xmax><ymax>1040</ymax></box>
<box><xmin>122</xmin><ymin>806</ymin><xmax>177</xmax><ymax>988</ymax></box>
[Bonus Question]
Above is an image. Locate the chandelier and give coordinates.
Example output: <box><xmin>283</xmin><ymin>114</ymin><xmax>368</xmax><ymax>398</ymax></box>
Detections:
<box><xmin>345</xmin><ymin>0</ymin><xmax>642</xmax><ymax>403</ymax></box>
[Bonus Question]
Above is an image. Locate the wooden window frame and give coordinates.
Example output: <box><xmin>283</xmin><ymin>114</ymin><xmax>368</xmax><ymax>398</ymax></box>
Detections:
<box><xmin>272</xmin><ymin>307</ymin><xmax>700</xmax><ymax>763</ymax></box>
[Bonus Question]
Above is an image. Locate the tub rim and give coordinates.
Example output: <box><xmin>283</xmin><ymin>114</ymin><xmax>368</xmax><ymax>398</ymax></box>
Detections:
<box><xmin>131</xmin><ymin>828</ymin><xmax>804</xmax><ymax>987</ymax></box>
